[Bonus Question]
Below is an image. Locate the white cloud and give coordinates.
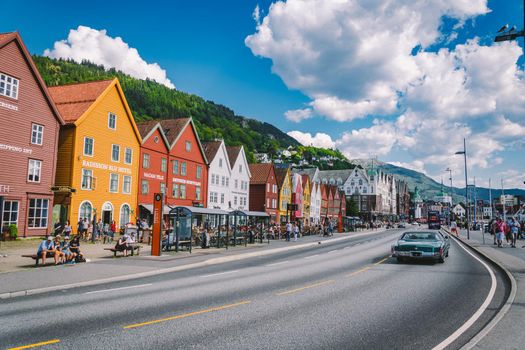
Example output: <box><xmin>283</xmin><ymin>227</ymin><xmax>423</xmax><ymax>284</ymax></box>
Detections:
<box><xmin>389</xmin><ymin>160</ymin><xmax>427</xmax><ymax>174</ymax></box>
<box><xmin>44</xmin><ymin>26</ymin><xmax>175</xmax><ymax>89</ymax></box>
<box><xmin>287</xmin><ymin>130</ymin><xmax>335</xmax><ymax>149</ymax></box>
<box><xmin>285</xmin><ymin>108</ymin><xmax>314</xmax><ymax>122</ymax></box>
<box><xmin>253</xmin><ymin>4</ymin><xmax>261</xmax><ymax>25</ymax></box>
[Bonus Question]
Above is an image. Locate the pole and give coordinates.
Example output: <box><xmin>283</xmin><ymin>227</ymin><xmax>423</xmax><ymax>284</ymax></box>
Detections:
<box><xmin>463</xmin><ymin>138</ymin><xmax>470</xmax><ymax>240</ymax></box>
<box><xmin>502</xmin><ymin>179</ymin><xmax>507</xmax><ymax>221</ymax></box>
<box><xmin>489</xmin><ymin>178</ymin><xmax>493</xmax><ymax>220</ymax></box>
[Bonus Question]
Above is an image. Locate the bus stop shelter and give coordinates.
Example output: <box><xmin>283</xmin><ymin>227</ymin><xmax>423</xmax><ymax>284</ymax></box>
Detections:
<box><xmin>229</xmin><ymin>210</ymin><xmax>270</xmax><ymax>245</ymax></box>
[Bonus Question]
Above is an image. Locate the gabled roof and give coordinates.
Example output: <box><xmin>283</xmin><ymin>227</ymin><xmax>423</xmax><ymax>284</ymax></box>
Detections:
<box><xmin>48</xmin><ymin>78</ymin><xmax>141</xmax><ymax>141</ymax></box>
<box><xmin>0</xmin><ymin>32</ymin><xmax>64</xmax><ymax>125</ymax></box>
<box><xmin>202</xmin><ymin>141</ymin><xmax>222</xmax><ymax>163</ymax></box>
<box><xmin>302</xmin><ymin>174</ymin><xmax>310</xmax><ymax>190</ymax></box>
<box><xmin>136</xmin><ymin>120</ymin><xmax>170</xmax><ymax>149</ymax></box>
<box><xmin>159</xmin><ymin>117</ymin><xmax>208</xmax><ymax>164</ymax></box>
<box><xmin>275</xmin><ymin>167</ymin><xmax>290</xmax><ymax>188</ymax></box>
<box><xmin>226</xmin><ymin>146</ymin><xmax>242</xmax><ymax>167</ymax></box>
<box><xmin>249</xmin><ymin>163</ymin><xmax>273</xmax><ymax>185</ymax></box>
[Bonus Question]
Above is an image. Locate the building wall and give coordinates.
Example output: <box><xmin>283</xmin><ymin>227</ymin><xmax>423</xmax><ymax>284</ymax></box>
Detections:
<box><xmin>230</xmin><ymin>148</ymin><xmax>250</xmax><ymax>211</ymax></box>
<box><xmin>278</xmin><ymin>170</ymin><xmax>291</xmax><ymax>223</ymax></box>
<box><xmin>207</xmin><ymin>142</ymin><xmax>231</xmax><ymax>210</ymax></box>
<box><xmin>67</xmin><ymin>85</ymin><xmax>141</xmax><ymax>229</ymax></box>
<box><xmin>138</xmin><ymin>127</ymin><xmax>169</xmax><ymax>206</ymax></box>
<box><xmin>0</xmin><ymin>40</ymin><xmax>61</xmax><ymax>236</ymax></box>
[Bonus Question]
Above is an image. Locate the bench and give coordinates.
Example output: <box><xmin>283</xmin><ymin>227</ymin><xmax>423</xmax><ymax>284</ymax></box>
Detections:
<box><xmin>164</xmin><ymin>240</ymin><xmax>191</xmax><ymax>251</ymax></box>
<box><xmin>104</xmin><ymin>245</ymin><xmax>141</xmax><ymax>257</ymax></box>
<box><xmin>22</xmin><ymin>252</ymin><xmax>58</xmax><ymax>266</ymax></box>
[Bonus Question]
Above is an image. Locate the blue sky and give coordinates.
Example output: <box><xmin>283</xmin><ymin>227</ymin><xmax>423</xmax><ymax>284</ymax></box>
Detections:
<box><xmin>2</xmin><ymin>0</ymin><xmax>524</xmax><ymax>188</ymax></box>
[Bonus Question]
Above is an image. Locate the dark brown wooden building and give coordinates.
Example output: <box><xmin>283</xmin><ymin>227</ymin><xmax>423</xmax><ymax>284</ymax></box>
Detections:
<box><xmin>0</xmin><ymin>32</ymin><xmax>64</xmax><ymax>237</ymax></box>
<box><xmin>249</xmin><ymin>163</ymin><xmax>278</xmax><ymax>223</ymax></box>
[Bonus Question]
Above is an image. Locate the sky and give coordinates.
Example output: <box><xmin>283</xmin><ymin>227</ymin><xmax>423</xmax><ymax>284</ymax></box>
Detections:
<box><xmin>2</xmin><ymin>0</ymin><xmax>524</xmax><ymax>189</ymax></box>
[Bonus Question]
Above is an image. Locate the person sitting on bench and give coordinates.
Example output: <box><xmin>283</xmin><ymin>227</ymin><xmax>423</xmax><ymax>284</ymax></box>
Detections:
<box><xmin>37</xmin><ymin>236</ymin><xmax>58</xmax><ymax>265</ymax></box>
<box><xmin>60</xmin><ymin>236</ymin><xmax>77</xmax><ymax>264</ymax></box>
<box><xmin>115</xmin><ymin>234</ymin><xmax>131</xmax><ymax>256</ymax></box>
<box><xmin>53</xmin><ymin>235</ymin><xmax>67</xmax><ymax>264</ymax></box>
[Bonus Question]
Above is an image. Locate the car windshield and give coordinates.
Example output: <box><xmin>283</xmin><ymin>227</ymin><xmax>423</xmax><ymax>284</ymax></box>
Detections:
<box><xmin>401</xmin><ymin>232</ymin><xmax>441</xmax><ymax>241</ymax></box>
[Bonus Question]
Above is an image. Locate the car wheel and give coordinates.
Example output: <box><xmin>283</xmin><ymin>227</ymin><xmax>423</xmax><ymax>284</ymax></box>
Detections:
<box><xmin>397</xmin><ymin>257</ymin><xmax>404</xmax><ymax>263</ymax></box>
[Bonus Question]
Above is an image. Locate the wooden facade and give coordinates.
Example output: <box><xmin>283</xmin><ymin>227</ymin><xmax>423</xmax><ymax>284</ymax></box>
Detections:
<box><xmin>248</xmin><ymin>163</ymin><xmax>278</xmax><ymax>223</ymax></box>
<box><xmin>0</xmin><ymin>32</ymin><xmax>64</xmax><ymax>237</ymax></box>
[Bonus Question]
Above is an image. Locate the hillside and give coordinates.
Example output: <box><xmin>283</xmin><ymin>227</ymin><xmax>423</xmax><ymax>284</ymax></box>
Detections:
<box><xmin>32</xmin><ymin>56</ymin><xmax>300</xmax><ymax>162</ymax></box>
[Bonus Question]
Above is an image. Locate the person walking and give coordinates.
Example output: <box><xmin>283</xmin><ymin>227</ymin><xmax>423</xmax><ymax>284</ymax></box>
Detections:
<box><xmin>510</xmin><ymin>218</ymin><xmax>519</xmax><ymax>248</ymax></box>
<box><xmin>495</xmin><ymin>218</ymin><xmax>506</xmax><ymax>247</ymax></box>
<box><xmin>293</xmin><ymin>222</ymin><xmax>299</xmax><ymax>241</ymax></box>
<box><xmin>285</xmin><ymin>221</ymin><xmax>292</xmax><ymax>242</ymax></box>
<box><xmin>63</xmin><ymin>220</ymin><xmax>72</xmax><ymax>237</ymax></box>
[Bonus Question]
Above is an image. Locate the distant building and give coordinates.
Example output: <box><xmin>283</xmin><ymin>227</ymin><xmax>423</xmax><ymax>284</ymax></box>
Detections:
<box><xmin>227</xmin><ymin>146</ymin><xmax>251</xmax><ymax>211</ymax></box>
<box><xmin>202</xmin><ymin>140</ymin><xmax>231</xmax><ymax>211</ymax></box>
<box><xmin>248</xmin><ymin>163</ymin><xmax>278</xmax><ymax>223</ymax></box>
<box><xmin>452</xmin><ymin>203</ymin><xmax>466</xmax><ymax>218</ymax></box>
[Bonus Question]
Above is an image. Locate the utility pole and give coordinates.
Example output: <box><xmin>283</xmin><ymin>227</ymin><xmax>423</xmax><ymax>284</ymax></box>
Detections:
<box><xmin>501</xmin><ymin>179</ymin><xmax>507</xmax><ymax>221</ymax></box>
<box><xmin>489</xmin><ymin>178</ymin><xmax>493</xmax><ymax>219</ymax></box>
<box><xmin>455</xmin><ymin>138</ymin><xmax>470</xmax><ymax>239</ymax></box>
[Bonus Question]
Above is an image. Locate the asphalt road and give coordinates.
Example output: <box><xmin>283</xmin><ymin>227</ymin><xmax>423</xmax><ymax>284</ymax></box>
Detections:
<box><xmin>0</xmin><ymin>227</ymin><xmax>509</xmax><ymax>350</ymax></box>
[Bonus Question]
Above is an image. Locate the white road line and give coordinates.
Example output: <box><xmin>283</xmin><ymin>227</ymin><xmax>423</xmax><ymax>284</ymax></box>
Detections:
<box><xmin>84</xmin><ymin>283</ymin><xmax>152</xmax><ymax>295</ymax></box>
<box><xmin>327</xmin><ymin>250</ymin><xmax>338</xmax><ymax>253</ymax></box>
<box><xmin>304</xmin><ymin>254</ymin><xmax>319</xmax><ymax>259</ymax></box>
<box><xmin>200</xmin><ymin>270</ymin><xmax>239</xmax><ymax>278</ymax></box>
<box><xmin>265</xmin><ymin>261</ymin><xmax>289</xmax><ymax>267</ymax></box>
<box><xmin>432</xmin><ymin>240</ymin><xmax>497</xmax><ymax>350</ymax></box>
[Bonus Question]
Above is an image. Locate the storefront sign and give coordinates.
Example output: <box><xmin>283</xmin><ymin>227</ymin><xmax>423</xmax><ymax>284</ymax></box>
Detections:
<box><xmin>172</xmin><ymin>178</ymin><xmax>201</xmax><ymax>186</ymax></box>
<box><xmin>0</xmin><ymin>185</ymin><xmax>10</xmax><ymax>193</ymax></box>
<box><xmin>0</xmin><ymin>100</ymin><xmax>18</xmax><ymax>111</ymax></box>
<box><xmin>0</xmin><ymin>143</ymin><xmax>32</xmax><ymax>155</ymax></box>
<box><xmin>144</xmin><ymin>172</ymin><xmax>164</xmax><ymax>181</ymax></box>
<box><xmin>82</xmin><ymin>160</ymin><xmax>132</xmax><ymax>174</ymax></box>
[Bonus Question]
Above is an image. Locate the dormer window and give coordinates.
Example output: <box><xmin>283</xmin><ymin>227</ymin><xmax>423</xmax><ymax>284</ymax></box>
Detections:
<box><xmin>185</xmin><ymin>141</ymin><xmax>191</xmax><ymax>152</ymax></box>
<box><xmin>219</xmin><ymin>159</ymin><xmax>223</xmax><ymax>168</ymax></box>
<box><xmin>0</xmin><ymin>73</ymin><xmax>19</xmax><ymax>99</ymax></box>
<box><xmin>108</xmin><ymin>112</ymin><xmax>117</xmax><ymax>130</ymax></box>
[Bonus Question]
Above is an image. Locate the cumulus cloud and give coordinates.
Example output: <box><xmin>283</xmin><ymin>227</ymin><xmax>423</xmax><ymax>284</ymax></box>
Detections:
<box><xmin>285</xmin><ymin>108</ymin><xmax>314</xmax><ymax>122</ymax></box>
<box><xmin>287</xmin><ymin>130</ymin><xmax>335</xmax><ymax>149</ymax></box>
<box><xmin>45</xmin><ymin>26</ymin><xmax>175</xmax><ymax>88</ymax></box>
<box><xmin>389</xmin><ymin>161</ymin><xmax>427</xmax><ymax>174</ymax></box>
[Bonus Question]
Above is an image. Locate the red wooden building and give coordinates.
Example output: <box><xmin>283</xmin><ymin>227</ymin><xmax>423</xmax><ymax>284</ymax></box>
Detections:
<box><xmin>0</xmin><ymin>32</ymin><xmax>64</xmax><ymax>237</ymax></box>
<box><xmin>160</xmin><ymin>118</ymin><xmax>208</xmax><ymax>208</ymax></box>
<box><xmin>249</xmin><ymin>163</ymin><xmax>278</xmax><ymax>223</ymax></box>
<box><xmin>320</xmin><ymin>184</ymin><xmax>328</xmax><ymax>221</ymax></box>
<box><xmin>136</xmin><ymin>121</ymin><xmax>170</xmax><ymax>217</ymax></box>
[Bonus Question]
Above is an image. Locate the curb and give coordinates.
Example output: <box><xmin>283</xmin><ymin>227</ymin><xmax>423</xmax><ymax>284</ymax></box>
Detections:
<box><xmin>0</xmin><ymin>228</ymin><xmax>387</xmax><ymax>300</ymax></box>
<box><xmin>443</xmin><ymin>228</ymin><xmax>518</xmax><ymax>350</ymax></box>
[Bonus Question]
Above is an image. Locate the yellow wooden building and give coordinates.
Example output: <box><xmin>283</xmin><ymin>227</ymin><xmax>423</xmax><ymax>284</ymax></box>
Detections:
<box><xmin>302</xmin><ymin>175</ymin><xmax>311</xmax><ymax>225</ymax></box>
<box><xmin>50</xmin><ymin>79</ymin><xmax>142</xmax><ymax>230</ymax></box>
<box><xmin>275</xmin><ymin>167</ymin><xmax>292</xmax><ymax>224</ymax></box>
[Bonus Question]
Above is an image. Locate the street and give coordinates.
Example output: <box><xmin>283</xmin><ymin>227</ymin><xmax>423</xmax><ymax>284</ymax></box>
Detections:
<box><xmin>0</xmin><ymin>228</ymin><xmax>509</xmax><ymax>350</ymax></box>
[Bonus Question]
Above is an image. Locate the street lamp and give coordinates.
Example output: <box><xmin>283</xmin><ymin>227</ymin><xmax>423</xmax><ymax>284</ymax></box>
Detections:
<box><xmin>445</xmin><ymin>168</ymin><xmax>453</xmax><ymax>225</ymax></box>
<box><xmin>455</xmin><ymin>138</ymin><xmax>470</xmax><ymax>240</ymax></box>
<box><xmin>494</xmin><ymin>0</ymin><xmax>525</xmax><ymax>58</ymax></box>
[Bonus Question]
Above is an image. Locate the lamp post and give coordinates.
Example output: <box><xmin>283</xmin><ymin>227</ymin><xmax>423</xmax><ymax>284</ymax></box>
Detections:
<box><xmin>455</xmin><ymin>138</ymin><xmax>470</xmax><ymax>239</ymax></box>
<box><xmin>494</xmin><ymin>0</ymin><xmax>525</xmax><ymax>58</ymax></box>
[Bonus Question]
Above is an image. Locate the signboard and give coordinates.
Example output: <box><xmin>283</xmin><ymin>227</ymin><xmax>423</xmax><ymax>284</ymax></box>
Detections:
<box><xmin>0</xmin><ymin>185</ymin><xmax>10</xmax><ymax>193</ymax></box>
<box><xmin>151</xmin><ymin>193</ymin><xmax>163</xmax><ymax>256</ymax></box>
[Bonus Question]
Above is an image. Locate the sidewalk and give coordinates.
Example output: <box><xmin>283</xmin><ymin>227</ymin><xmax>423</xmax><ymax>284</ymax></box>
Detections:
<box><xmin>0</xmin><ymin>228</ymin><xmax>386</xmax><ymax>298</ymax></box>
<box><xmin>453</xmin><ymin>229</ymin><xmax>525</xmax><ymax>350</ymax></box>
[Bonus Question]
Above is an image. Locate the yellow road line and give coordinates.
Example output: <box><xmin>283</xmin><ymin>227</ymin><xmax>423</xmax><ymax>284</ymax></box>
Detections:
<box><xmin>123</xmin><ymin>300</ymin><xmax>251</xmax><ymax>329</ymax></box>
<box><xmin>8</xmin><ymin>339</ymin><xmax>60</xmax><ymax>350</ymax></box>
<box><xmin>276</xmin><ymin>280</ymin><xmax>335</xmax><ymax>296</ymax></box>
<box><xmin>373</xmin><ymin>257</ymin><xmax>389</xmax><ymax>265</ymax></box>
<box><xmin>346</xmin><ymin>266</ymin><xmax>371</xmax><ymax>277</ymax></box>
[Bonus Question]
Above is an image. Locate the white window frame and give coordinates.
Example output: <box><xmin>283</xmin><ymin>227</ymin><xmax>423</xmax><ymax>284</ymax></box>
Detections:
<box><xmin>185</xmin><ymin>141</ymin><xmax>191</xmax><ymax>152</ymax></box>
<box><xmin>181</xmin><ymin>162</ymin><xmax>187</xmax><ymax>176</ymax></box>
<box><xmin>0</xmin><ymin>73</ymin><xmax>19</xmax><ymax>99</ymax></box>
<box><xmin>27</xmin><ymin>159</ymin><xmax>42</xmax><ymax>183</ymax></box>
<box><xmin>2</xmin><ymin>200</ymin><xmax>19</xmax><ymax>227</ymax></box>
<box><xmin>220</xmin><ymin>193</ymin><xmax>224</xmax><ymax>204</ymax></box>
<box><xmin>196</xmin><ymin>165</ymin><xmax>202</xmax><ymax>179</ymax></box>
<box><xmin>180</xmin><ymin>184</ymin><xmax>186</xmax><ymax>199</ymax></box>
<box><xmin>172</xmin><ymin>184</ymin><xmax>179</xmax><ymax>198</ymax></box>
<box><xmin>122</xmin><ymin>175</ymin><xmax>132</xmax><ymax>194</ymax></box>
<box><xmin>83</xmin><ymin>137</ymin><xmax>94</xmax><ymax>157</ymax></box>
<box><xmin>119</xmin><ymin>204</ymin><xmax>131</xmax><ymax>228</ymax></box>
<box><xmin>111</xmin><ymin>144</ymin><xmax>120</xmax><ymax>162</ymax></box>
<box><xmin>81</xmin><ymin>169</ymin><xmax>93</xmax><ymax>190</ymax></box>
<box><xmin>143</xmin><ymin>153</ymin><xmax>150</xmax><ymax>169</ymax></box>
<box><xmin>108</xmin><ymin>112</ymin><xmax>117</xmax><ymax>130</ymax></box>
<box><xmin>161</xmin><ymin>158</ymin><xmax>167</xmax><ymax>172</ymax></box>
<box><xmin>196</xmin><ymin>186</ymin><xmax>201</xmax><ymax>200</ymax></box>
<box><xmin>141</xmin><ymin>180</ymin><xmax>149</xmax><ymax>195</ymax></box>
<box><xmin>109</xmin><ymin>173</ymin><xmax>119</xmax><ymax>193</ymax></box>
<box><xmin>78</xmin><ymin>200</ymin><xmax>93</xmax><ymax>222</ymax></box>
<box><xmin>27</xmin><ymin>198</ymin><xmax>49</xmax><ymax>229</ymax></box>
<box><xmin>124</xmin><ymin>148</ymin><xmax>133</xmax><ymax>165</ymax></box>
<box><xmin>160</xmin><ymin>182</ymin><xmax>166</xmax><ymax>195</ymax></box>
<box><xmin>31</xmin><ymin>123</ymin><xmax>44</xmax><ymax>145</ymax></box>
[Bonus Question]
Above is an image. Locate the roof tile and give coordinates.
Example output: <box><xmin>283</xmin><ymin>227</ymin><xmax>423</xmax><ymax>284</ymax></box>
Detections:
<box><xmin>249</xmin><ymin>163</ymin><xmax>273</xmax><ymax>184</ymax></box>
<box><xmin>202</xmin><ymin>141</ymin><xmax>222</xmax><ymax>163</ymax></box>
<box><xmin>158</xmin><ymin>118</ymin><xmax>190</xmax><ymax>145</ymax></box>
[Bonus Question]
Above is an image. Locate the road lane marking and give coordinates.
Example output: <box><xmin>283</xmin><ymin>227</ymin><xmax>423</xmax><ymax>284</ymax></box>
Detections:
<box><xmin>304</xmin><ymin>254</ymin><xmax>319</xmax><ymax>259</ymax></box>
<box><xmin>276</xmin><ymin>280</ymin><xmax>335</xmax><ymax>296</ymax></box>
<box><xmin>373</xmin><ymin>257</ymin><xmax>389</xmax><ymax>265</ymax></box>
<box><xmin>432</xmin><ymin>239</ymin><xmax>497</xmax><ymax>350</ymax></box>
<box><xmin>265</xmin><ymin>261</ymin><xmax>289</xmax><ymax>267</ymax></box>
<box><xmin>8</xmin><ymin>339</ymin><xmax>60</xmax><ymax>350</ymax></box>
<box><xmin>327</xmin><ymin>250</ymin><xmax>338</xmax><ymax>253</ymax></box>
<box><xmin>200</xmin><ymin>270</ymin><xmax>239</xmax><ymax>278</ymax></box>
<box><xmin>124</xmin><ymin>300</ymin><xmax>251</xmax><ymax>329</ymax></box>
<box><xmin>84</xmin><ymin>283</ymin><xmax>152</xmax><ymax>295</ymax></box>
<box><xmin>346</xmin><ymin>267</ymin><xmax>371</xmax><ymax>277</ymax></box>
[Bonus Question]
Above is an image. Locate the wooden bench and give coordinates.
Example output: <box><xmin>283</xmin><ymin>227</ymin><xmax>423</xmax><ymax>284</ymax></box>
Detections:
<box><xmin>22</xmin><ymin>252</ymin><xmax>58</xmax><ymax>266</ymax></box>
<box><xmin>104</xmin><ymin>245</ymin><xmax>141</xmax><ymax>257</ymax></box>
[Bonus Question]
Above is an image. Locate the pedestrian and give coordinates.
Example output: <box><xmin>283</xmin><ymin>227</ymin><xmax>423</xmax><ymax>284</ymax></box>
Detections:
<box><xmin>77</xmin><ymin>218</ymin><xmax>83</xmax><ymax>238</ymax></box>
<box><xmin>495</xmin><ymin>218</ymin><xmax>506</xmax><ymax>247</ymax></box>
<box><xmin>450</xmin><ymin>220</ymin><xmax>458</xmax><ymax>237</ymax></box>
<box><xmin>510</xmin><ymin>218</ymin><xmax>519</xmax><ymax>248</ymax></box>
<box><xmin>286</xmin><ymin>221</ymin><xmax>292</xmax><ymax>242</ymax></box>
<box><xmin>82</xmin><ymin>218</ymin><xmax>89</xmax><ymax>241</ymax></box>
<box><xmin>96</xmin><ymin>219</ymin><xmax>103</xmax><ymax>242</ymax></box>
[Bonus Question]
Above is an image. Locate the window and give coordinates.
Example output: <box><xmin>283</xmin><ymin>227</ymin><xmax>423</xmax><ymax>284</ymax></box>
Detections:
<box><xmin>267</xmin><ymin>183</ymin><xmax>270</xmax><ymax>192</ymax></box>
<box><xmin>173</xmin><ymin>160</ymin><xmax>179</xmax><ymax>174</ymax></box>
<box><xmin>109</xmin><ymin>174</ymin><xmax>119</xmax><ymax>193</ymax></box>
<box><xmin>181</xmin><ymin>162</ymin><xmax>187</xmax><ymax>176</ymax></box>
<box><xmin>27</xmin><ymin>159</ymin><xmax>42</xmax><ymax>183</ymax></box>
<box><xmin>81</xmin><ymin>169</ymin><xmax>93</xmax><ymax>190</ymax></box>
<box><xmin>83</xmin><ymin>137</ymin><xmax>94</xmax><ymax>156</ymax></box>
<box><xmin>273</xmin><ymin>184</ymin><xmax>277</xmax><ymax>193</ymax></box>
<box><xmin>27</xmin><ymin>198</ymin><xmax>49</xmax><ymax>228</ymax></box>
<box><xmin>221</xmin><ymin>176</ymin><xmax>225</xmax><ymax>187</ymax></box>
<box><xmin>140</xmin><ymin>154</ymin><xmax>150</xmax><ymax>170</ymax></box>
<box><xmin>141</xmin><ymin>180</ymin><xmax>149</xmax><ymax>195</ymax></box>
<box><xmin>124</xmin><ymin>148</ymin><xmax>132</xmax><ymax>165</ymax></box>
<box><xmin>234</xmin><ymin>196</ymin><xmax>237</xmax><ymax>206</ymax></box>
<box><xmin>120</xmin><ymin>204</ymin><xmax>131</xmax><ymax>227</ymax></box>
<box><xmin>180</xmin><ymin>184</ymin><xmax>186</xmax><ymax>199</ymax></box>
<box><xmin>363</xmin><ymin>187</ymin><xmax>367</xmax><ymax>194</ymax></box>
<box><xmin>359</xmin><ymin>179</ymin><xmax>363</xmax><ymax>186</ymax></box>
<box><xmin>234</xmin><ymin>179</ymin><xmax>238</xmax><ymax>189</ymax></box>
<box><xmin>172</xmin><ymin>184</ymin><xmax>179</xmax><ymax>198</ymax></box>
<box><xmin>160</xmin><ymin>183</ymin><xmax>166</xmax><ymax>195</ymax></box>
<box><xmin>108</xmin><ymin>112</ymin><xmax>117</xmax><ymax>130</ymax></box>
<box><xmin>0</xmin><ymin>73</ymin><xmax>19</xmax><ymax>99</ymax></box>
<box><xmin>196</xmin><ymin>186</ymin><xmax>201</xmax><ymax>200</ymax></box>
<box><xmin>111</xmin><ymin>144</ymin><xmax>120</xmax><ymax>162</ymax></box>
<box><xmin>267</xmin><ymin>198</ymin><xmax>270</xmax><ymax>208</ymax></box>
<box><xmin>196</xmin><ymin>165</ymin><xmax>202</xmax><ymax>179</ymax></box>
<box><xmin>225</xmin><ymin>178</ymin><xmax>229</xmax><ymax>187</ymax></box>
<box><xmin>220</xmin><ymin>193</ymin><xmax>224</xmax><ymax>204</ymax></box>
<box><xmin>123</xmin><ymin>175</ymin><xmax>131</xmax><ymax>194</ymax></box>
<box><xmin>79</xmin><ymin>201</ymin><xmax>92</xmax><ymax>221</ymax></box>
<box><xmin>31</xmin><ymin>124</ymin><xmax>44</xmax><ymax>145</ymax></box>
<box><xmin>239</xmin><ymin>165</ymin><xmax>242</xmax><ymax>173</ymax></box>
<box><xmin>219</xmin><ymin>159</ymin><xmax>223</xmax><ymax>168</ymax></box>
<box><xmin>2</xmin><ymin>201</ymin><xmax>19</xmax><ymax>227</ymax></box>
<box><xmin>185</xmin><ymin>141</ymin><xmax>191</xmax><ymax>152</ymax></box>
<box><xmin>161</xmin><ymin>158</ymin><xmax>167</xmax><ymax>172</ymax></box>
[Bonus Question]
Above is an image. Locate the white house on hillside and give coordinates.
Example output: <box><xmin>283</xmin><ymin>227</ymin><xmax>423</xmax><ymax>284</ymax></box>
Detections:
<box><xmin>227</xmin><ymin>146</ymin><xmax>251</xmax><ymax>211</ymax></box>
<box><xmin>202</xmin><ymin>140</ymin><xmax>232</xmax><ymax>211</ymax></box>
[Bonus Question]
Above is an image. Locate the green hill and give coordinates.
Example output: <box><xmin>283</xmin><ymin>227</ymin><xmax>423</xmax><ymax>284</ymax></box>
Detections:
<box><xmin>33</xmin><ymin>56</ymin><xmax>300</xmax><ymax>162</ymax></box>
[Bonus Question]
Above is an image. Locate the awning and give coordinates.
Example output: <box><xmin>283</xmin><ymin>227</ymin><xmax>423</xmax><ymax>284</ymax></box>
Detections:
<box><xmin>139</xmin><ymin>204</ymin><xmax>173</xmax><ymax>215</ymax></box>
<box><xmin>168</xmin><ymin>206</ymin><xmax>229</xmax><ymax>216</ymax></box>
<box><xmin>229</xmin><ymin>210</ymin><xmax>270</xmax><ymax>218</ymax></box>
